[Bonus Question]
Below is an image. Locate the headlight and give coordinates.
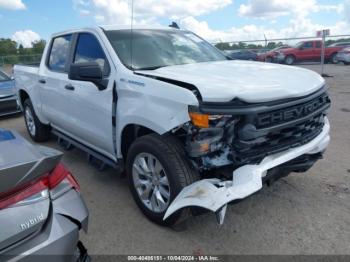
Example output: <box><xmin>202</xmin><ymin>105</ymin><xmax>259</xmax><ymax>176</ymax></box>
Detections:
<box><xmin>189</xmin><ymin>112</ymin><xmax>231</xmax><ymax>128</ymax></box>
<box><xmin>189</xmin><ymin>112</ymin><xmax>209</xmax><ymax>128</ymax></box>
<box><xmin>187</xmin><ymin>127</ymin><xmax>224</xmax><ymax>157</ymax></box>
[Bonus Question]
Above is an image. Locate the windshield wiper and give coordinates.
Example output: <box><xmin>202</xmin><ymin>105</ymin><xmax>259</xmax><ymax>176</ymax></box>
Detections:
<box><xmin>136</xmin><ymin>65</ymin><xmax>168</xmax><ymax>71</ymax></box>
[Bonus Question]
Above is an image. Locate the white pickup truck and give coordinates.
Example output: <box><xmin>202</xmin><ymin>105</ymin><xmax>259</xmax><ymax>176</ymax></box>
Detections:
<box><xmin>15</xmin><ymin>25</ymin><xmax>331</xmax><ymax>226</ymax></box>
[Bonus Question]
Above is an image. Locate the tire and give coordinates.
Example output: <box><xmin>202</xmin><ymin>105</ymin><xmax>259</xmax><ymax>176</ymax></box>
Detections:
<box><xmin>330</xmin><ymin>53</ymin><xmax>338</xmax><ymax>64</ymax></box>
<box><xmin>23</xmin><ymin>99</ymin><xmax>50</xmax><ymax>142</ymax></box>
<box><xmin>285</xmin><ymin>55</ymin><xmax>295</xmax><ymax>65</ymax></box>
<box><xmin>345</xmin><ymin>62</ymin><xmax>350</xmax><ymax>65</ymax></box>
<box><xmin>126</xmin><ymin>134</ymin><xmax>199</xmax><ymax>226</ymax></box>
<box><xmin>265</xmin><ymin>57</ymin><xmax>273</xmax><ymax>63</ymax></box>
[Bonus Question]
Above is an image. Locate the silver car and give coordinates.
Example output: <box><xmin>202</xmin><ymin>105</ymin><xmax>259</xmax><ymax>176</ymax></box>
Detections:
<box><xmin>336</xmin><ymin>47</ymin><xmax>350</xmax><ymax>65</ymax></box>
<box><xmin>0</xmin><ymin>129</ymin><xmax>89</xmax><ymax>261</ymax></box>
<box><xmin>0</xmin><ymin>70</ymin><xmax>21</xmax><ymax>116</ymax></box>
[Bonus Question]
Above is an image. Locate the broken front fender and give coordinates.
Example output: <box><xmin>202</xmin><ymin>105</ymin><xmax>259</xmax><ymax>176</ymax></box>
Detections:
<box><xmin>164</xmin><ymin>118</ymin><xmax>330</xmax><ymax>223</ymax></box>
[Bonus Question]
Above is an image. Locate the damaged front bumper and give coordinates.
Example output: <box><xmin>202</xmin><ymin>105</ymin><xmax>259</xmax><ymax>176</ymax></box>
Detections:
<box><xmin>164</xmin><ymin>118</ymin><xmax>330</xmax><ymax>224</ymax></box>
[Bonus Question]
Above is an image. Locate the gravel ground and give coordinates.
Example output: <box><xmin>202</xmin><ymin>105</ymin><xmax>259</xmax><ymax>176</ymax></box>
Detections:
<box><xmin>1</xmin><ymin>63</ymin><xmax>349</xmax><ymax>255</ymax></box>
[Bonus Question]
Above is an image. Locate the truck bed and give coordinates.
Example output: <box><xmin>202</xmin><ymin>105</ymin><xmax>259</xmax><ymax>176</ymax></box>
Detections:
<box><xmin>14</xmin><ymin>64</ymin><xmax>40</xmax><ymax>107</ymax></box>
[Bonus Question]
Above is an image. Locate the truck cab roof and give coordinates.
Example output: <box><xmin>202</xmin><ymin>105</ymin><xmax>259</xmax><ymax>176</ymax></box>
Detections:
<box><xmin>51</xmin><ymin>24</ymin><xmax>182</xmax><ymax>38</ymax></box>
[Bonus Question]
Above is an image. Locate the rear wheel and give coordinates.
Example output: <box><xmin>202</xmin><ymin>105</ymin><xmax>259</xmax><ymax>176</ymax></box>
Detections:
<box><xmin>23</xmin><ymin>99</ymin><xmax>50</xmax><ymax>142</ymax></box>
<box><xmin>126</xmin><ymin>134</ymin><xmax>199</xmax><ymax>226</ymax></box>
<box><xmin>331</xmin><ymin>53</ymin><xmax>338</xmax><ymax>64</ymax></box>
<box><xmin>285</xmin><ymin>55</ymin><xmax>295</xmax><ymax>65</ymax></box>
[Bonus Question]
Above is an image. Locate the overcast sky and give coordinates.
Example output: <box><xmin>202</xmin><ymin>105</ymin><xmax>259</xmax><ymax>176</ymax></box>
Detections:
<box><xmin>0</xmin><ymin>0</ymin><xmax>350</xmax><ymax>47</ymax></box>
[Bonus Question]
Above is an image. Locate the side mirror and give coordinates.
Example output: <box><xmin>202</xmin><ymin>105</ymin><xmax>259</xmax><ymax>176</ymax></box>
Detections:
<box><xmin>68</xmin><ymin>62</ymin><xmax>107</xmax><ymax>90</ymax></box>
<box><xmin>299</xmin><ymin>46</ymin><xmax>304</xmax><ymax>50</ymax></box>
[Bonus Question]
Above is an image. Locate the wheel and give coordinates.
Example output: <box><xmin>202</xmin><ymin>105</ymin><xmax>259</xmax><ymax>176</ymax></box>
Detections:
<box><xmin>126</xmin><ymin>134</ymin><xmax>199</xmax><ymax>226</ymax></box>
<box><xmin>23</xmin><ymin>99</ymin><xmax>50</xmax><ymax>142</ymax></box>
<box><xmin>285</xmin><ymin>55</ymin><xmax>295</xmax><ymax>65</ymax></box>
<box><xmin>344</xmin><ymin>62</ymin><xmax>349</xmax><ymax>65</ymax></box>
<box><xmin>265</xmin><ymin>56</ymin><xmax>273</xmax><ymax>63</ymax></box>
<box><xmin>330</xmin><ymin>53</ymin><xmax>338</xmax><ymax>64</ymax></box>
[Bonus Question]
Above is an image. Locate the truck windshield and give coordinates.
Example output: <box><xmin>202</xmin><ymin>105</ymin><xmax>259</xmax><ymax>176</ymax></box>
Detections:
<box><xmin>105</xmin><ymin>29</ymin><xmax>227</xmax><ymax>70</ymax></box>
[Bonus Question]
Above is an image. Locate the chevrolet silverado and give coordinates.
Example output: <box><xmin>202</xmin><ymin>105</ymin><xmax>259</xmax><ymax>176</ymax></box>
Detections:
<box><xmin>14</xmin><ymin>26</ymin><xmax>331</xmax><ymax>226</ymax></box>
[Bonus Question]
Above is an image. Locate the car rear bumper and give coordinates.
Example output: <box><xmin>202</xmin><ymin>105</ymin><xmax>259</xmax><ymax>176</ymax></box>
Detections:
<box><xmin>3</xmin><ymin>190</ymin><xmax>89</xmax><ymax>262</ymax></box>
<box><xmin>164</xmin><ymin>118</ymin><xmax>330</xmax><ymax>224</ymax></box>
<box><xmin>0</xmin><ymin>95</ymin><xmax>21</xmax><ymax>117</ymax></box>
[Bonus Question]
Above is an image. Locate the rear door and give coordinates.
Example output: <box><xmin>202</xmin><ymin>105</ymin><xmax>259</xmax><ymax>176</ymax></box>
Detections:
<box><xmin>40</xmin><ymin>34</ymin><xmax>75</xmax><ymax>131</ymax></box>
<box><xmin>61</xmin><ymin>32</ymin><xmax>115</xmax><ymax>159</ymax></box>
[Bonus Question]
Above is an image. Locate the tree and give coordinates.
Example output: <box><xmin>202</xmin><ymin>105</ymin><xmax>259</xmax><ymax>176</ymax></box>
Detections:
<box><xmin>266</xmin><ymin>42</ymin><xmax>277</xmax><ymax>49</ymax></box>
<box><xmin>215</xmin><ymin>42</ymin><xmax>231</xmax><ymax>50</ymax></box>
<box><xmin>32</xmin><ymin>40</ymin><xmax>46</xmax><ymax>54</ymax></box>
<box><xmin>0</xmin><ymin>38</ymin><xmax>17</xmax><ymax>56</ymax></box>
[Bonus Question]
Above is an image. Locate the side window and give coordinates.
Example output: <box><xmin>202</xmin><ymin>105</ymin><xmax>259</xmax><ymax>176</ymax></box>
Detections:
<box><xmin>48</xmin><ymin>35</ymin><xmax>72</xmax><ymax>72</ymax></box>
<box><xmin>303</xmin><ymin>42</ymin><xmax>313</xmax><ymax>49</ymax></box>
<box><xmin>315</xmin><ymin>42</ymin><xmax>322</xmax><ymax>48</ymax></box>
<box><xmin>74</xmin><ymin>33</ymin><xmax>110</xmax><ymax>75</ymax></box>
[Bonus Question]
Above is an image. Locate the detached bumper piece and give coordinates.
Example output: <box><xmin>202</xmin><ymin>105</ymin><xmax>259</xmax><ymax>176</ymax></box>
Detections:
<box><xmin>164</xmin><ymin>118</ymin><xmax>330</xmax><ymax>225</ymax></box>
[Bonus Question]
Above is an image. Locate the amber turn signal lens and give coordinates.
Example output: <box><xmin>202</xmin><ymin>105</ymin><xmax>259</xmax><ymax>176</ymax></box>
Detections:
<box><xmin>189</xmin><ymin>112</ymin><xmax>209</xmax><ymax>128</ymax></box>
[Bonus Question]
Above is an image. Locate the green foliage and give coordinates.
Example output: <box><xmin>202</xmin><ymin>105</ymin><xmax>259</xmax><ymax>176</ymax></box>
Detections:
<box><xmin>325</xmin><ymin>37</ymin><xmax>350</xmax><ymax>46</ymax></box>
<box><xmin>0</xmin><ymin>38</ymin><xmax>46</xmax><ymax>65</ymax></box>
<box><xmin>0</xmin><ymin>38</ymin><xmax>17</xmax><ymax>56</ymax></box>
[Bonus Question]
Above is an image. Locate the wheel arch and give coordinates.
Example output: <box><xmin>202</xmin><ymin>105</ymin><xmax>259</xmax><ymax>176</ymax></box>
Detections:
<box><xmin>18</xmin><ymin>89</ymin><xmax>29</xmax><ymax>109</ymax></box>
<box><xmin>18</xmin><ymin>89</ymin><xmax>49</xmax><ymax>125</ymax></box>
<box><xmin>120</xmin><ymin>124</ymin><xmax>159</xmax><ymax>160</ymax></box>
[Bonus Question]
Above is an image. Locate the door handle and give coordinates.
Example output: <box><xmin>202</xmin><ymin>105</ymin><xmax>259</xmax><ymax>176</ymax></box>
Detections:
<box><xmin>38</xmin><ymin>79</ymin><xmax>46</xmax><ymax>84</ymax></box>
<box><xmin>65</xmin><ymin>84</ymin><xmax>75</xmax><ymax>91</ymax></box>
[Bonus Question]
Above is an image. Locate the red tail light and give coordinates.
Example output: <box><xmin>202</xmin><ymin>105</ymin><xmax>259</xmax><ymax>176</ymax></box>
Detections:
<box><xmin>0</xmin><ymin>179</ymin><xmax>47</xmax><ymax>210</ymax></box>
<box><xmin>48</xmin><ymin>163</ymin><xmax>80</xmax><ymax>191</ymax></box>
<box><xmin>0</xmin><ymin>163</ymin><xmax>79</xmax><ymax>210</ymax></box>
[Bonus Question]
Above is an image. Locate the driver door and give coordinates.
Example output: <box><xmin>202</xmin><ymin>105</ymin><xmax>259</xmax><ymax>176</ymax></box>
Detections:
<box><xmin>298</xmin><ymin>41</ymin><xmax>314</xmax><ymax>61</ymax></box>
<box><xmin>62</xmin><ymin>32</ymin><xmax>116</xmax><ymax>159</ymax></box>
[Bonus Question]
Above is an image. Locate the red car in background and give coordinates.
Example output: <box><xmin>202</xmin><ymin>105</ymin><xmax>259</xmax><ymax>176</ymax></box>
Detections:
<box><xmin>257</xmin><ymin>45</ymin><xmax>290</xmax><ymax>62</ymax></box>
<box><xmin>277</xmin><ymin>40</ymin><xmax>344</xmax><ymax>65</ymax></box>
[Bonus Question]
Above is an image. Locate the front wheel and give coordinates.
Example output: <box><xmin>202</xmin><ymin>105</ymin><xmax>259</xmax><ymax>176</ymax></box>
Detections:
<box><xmin>285</xmin><ymin>55</ymin><xmax>295</xmax><ymax>65</ymax></box>
<box><xmin>126</xmin><ymin>134</ymin><xmax>199</xmax><ymax>226</ymax></box>
<box><xmin>23</xmin><ymin>99</ymin><xmax>50</xmax><ymax>142</ymax></box>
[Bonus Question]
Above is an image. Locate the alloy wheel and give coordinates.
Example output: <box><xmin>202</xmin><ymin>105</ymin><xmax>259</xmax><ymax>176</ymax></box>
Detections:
<box><xmin>25</xmin><ymin>107</ymin><xmax>36</xmax><ymax>137</ymax></box>
<box><xmin>132</xmin><ymin>153</ymin><xmax>171</xmax><ymax>213</ymax></box>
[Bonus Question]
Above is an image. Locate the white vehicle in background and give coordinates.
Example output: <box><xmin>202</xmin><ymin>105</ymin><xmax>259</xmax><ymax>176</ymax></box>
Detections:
<box><xmin>336</xmin><ymin>47</ymin><xmax>350</xmax><ymax>65</ymax></box>
<box><xmin>14</xmin><ymin>25</ymin><xmax>331</xmax><ymax>226</ymax></box>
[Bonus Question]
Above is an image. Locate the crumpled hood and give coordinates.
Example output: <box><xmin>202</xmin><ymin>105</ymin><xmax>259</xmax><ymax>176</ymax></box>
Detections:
<box><xmin>0</xmin><ymin>80</ymin><xmax>15</xmax><ymax>98</ymax></box>
<box><xmin>137</xmin><ymin>60</ymin><xmax>325</xmax><ymax>103</ymax></box>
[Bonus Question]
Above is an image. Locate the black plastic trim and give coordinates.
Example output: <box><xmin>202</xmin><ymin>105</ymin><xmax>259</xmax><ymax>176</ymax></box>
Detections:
<box><xmin>198</xmin><ymin>85</ymin><xmax>328</xmax><ymax>115</ymax></box>
<box><xmin>52</xmin><ymin>128</ymin><xmax>121</xmax><ymax>170</ymax></box>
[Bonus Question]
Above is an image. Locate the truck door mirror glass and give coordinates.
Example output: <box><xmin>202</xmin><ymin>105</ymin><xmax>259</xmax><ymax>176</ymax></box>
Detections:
<box><xmin>68</xmin><ymin>62</ymin><xmax>107</xmax><ymax>90</ymax></box>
